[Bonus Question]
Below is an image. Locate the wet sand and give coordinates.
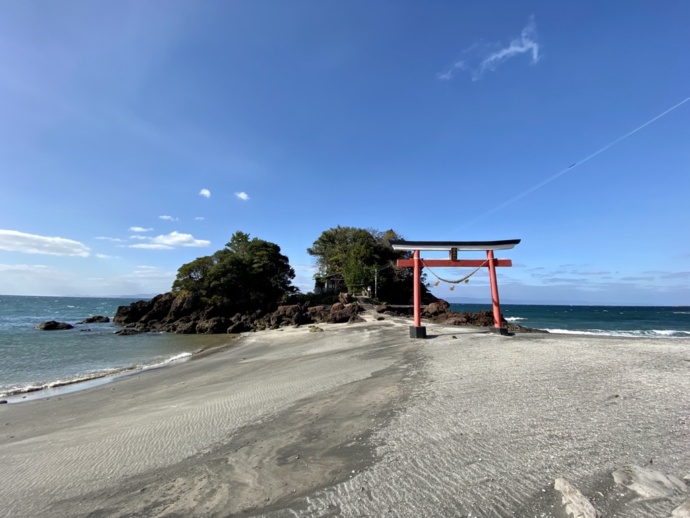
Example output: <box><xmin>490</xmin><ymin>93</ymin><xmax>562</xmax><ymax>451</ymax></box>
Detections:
<box><xmin>1</xmin><ymin>314</ymin><xmax>689</xmax><ymax>517</ymax></box>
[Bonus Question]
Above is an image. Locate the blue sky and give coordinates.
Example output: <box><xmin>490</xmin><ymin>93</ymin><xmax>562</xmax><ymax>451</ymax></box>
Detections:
<box><xmin>1</xmin><ymin>1</ymin><xmax>689</xmax><ymax>305</ymax></box>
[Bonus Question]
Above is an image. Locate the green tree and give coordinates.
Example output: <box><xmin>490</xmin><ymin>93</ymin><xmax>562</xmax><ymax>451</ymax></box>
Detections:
<box><xmin>307</xmin><ymin>226</ymin><xmax>419</xmax><ymax>301</ymax></box>
<box><xmin>172</xmin><ymin>231</ymin><xmax>296</xmax><ymax>313</ymax></box>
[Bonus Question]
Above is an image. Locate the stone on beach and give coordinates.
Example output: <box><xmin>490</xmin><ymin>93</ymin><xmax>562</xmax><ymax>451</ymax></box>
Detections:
<box><xmin>612</xmin><ymin>465</ymin><xmax>688</xmax><ymax>499</ymax></box>
<box><xmin>554</xmin><ymin>477</ymin><xmax>601</xmax><ymax>518</ymax></box>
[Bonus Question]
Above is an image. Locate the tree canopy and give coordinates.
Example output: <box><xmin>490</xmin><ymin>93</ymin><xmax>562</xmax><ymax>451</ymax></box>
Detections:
<box><xmin>172</xmin><ymin>231</ymin><xmax>296</xmax><ymax>313</ymax></box>
<box><xmin>307</xmin><ymin>226</ymin><xmax>418</xmax><ymax>302</ymax></box>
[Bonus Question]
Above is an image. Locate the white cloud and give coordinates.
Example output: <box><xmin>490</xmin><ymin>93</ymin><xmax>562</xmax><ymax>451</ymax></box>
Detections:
<box><xmin>0</xmin><ymin>229</ymin><xmax>90</xmax><ymax>257</ymax></box>
<box><xmin>235</xmin><ymin>191</ymin><xmax>250</xmax><ymax>201</ymax></box>
<box><xmin>194</xmin><ymin>216</ymin><xmax>205</xmax><ymax>221</ymax></box>
<box><xmin>437</xmin><ymin>61</ymin><xmax>465</xmax><ymax>81</ymax></box>
<box><xmin>476</xmin><ymin>17</ymin><xmax>540</xmax><ymax>79</ymax></box>
<box><xmin>129</xmin><ymin>226</ymin><xmax>153</xmax><ymax>233</ymax></box>
<box><xmin>129</xmin><ymin>243</ymin><xmax>174</xmax><ymax>250</ymax></box>
<box><xmin>96</xmin><ymin>253</ymin><xmax>116</xmax><ymax>259</ymax></box>
<box><xmin>199</xmin><ymin>188</ymin><xmax>211</xmax><ymax>198</ymax></box>
<box><xmin>95</xmin><ymin>236</ymin><xmax>125</xmax><ymax>242</ymax></box>
<box><xmin>127</xmin><ymin>231</ymin><xmax>210</xmax><ymax>249</ymax></box>
<box><xmin>129</xmin><ymin>265</ymin><xmax>174</xmax><ymax>279</ymax></box>
<box><xmin>151</xmin><ymin>231</ymin><xmax>210</xmax><ymax>247</ymax></box>
<box><xmin>129</xmin><ymin>235</ymin><xmax>148</xmax><ymax>240</ymax></box>
<box><xmin>0</xmin><ymin>263</ymin><xmax>48</xmax><ymax>272</ymax></box>
<box><xmin>159</xmin><ymin>215</ymin><xmax>178</xmax><ymax>221</ymax></box>
<box><xmin>438</xmin><ymin>17</ymin><xmax>540</xmax><ymax>82</ymax></box>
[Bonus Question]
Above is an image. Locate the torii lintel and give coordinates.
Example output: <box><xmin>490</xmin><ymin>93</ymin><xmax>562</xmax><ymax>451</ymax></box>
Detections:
<box><xmin>391</xmin><ymin>239</ymin><xmax>521</xmax><ymax>339</ymax></box>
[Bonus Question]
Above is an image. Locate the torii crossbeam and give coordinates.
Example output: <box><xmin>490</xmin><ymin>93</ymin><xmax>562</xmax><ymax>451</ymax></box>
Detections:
<box><xmin>391</xmin><ymin>239</ymin><xmax>521</xmax><ymax>338</ymax></box>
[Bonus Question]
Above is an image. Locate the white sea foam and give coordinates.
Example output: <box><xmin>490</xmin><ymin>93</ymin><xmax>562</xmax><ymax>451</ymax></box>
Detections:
<box><xmin>144</xmin><ymin>352</ymin><xmax>193</xmax><ymax>369</ymax></box>
<box><xmin>1</xmin><ymin>352</ymin><xmax>194</xmax><ymax>400</ymax></box>
<box><xmin>505</xmin><ymin>316</ymin><xmax>526</xmax><ymax>322</ymax></box>
<box><xmin>543</xmin><ymin>328</ymin><xmax>690</xmax><ymax>338</ymax></box>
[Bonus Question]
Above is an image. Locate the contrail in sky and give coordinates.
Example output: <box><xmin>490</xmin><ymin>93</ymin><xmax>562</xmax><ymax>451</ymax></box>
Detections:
<box><xmin>454</xmin><ymin>96</ymin><xmax>690</xmax><ymax>231</ymax></box>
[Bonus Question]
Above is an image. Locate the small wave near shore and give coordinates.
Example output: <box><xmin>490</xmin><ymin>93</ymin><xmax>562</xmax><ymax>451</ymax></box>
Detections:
<box><xmin>1</xmin><ymin>351</ymin><xmax>194</xmax><ymax>402</ymax></box>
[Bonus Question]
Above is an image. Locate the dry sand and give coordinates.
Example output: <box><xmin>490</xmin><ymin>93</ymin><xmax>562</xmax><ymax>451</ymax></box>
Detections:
<box><xmin>1</xmin><ymin>312</ymin><xmax>689</xmax><ymax>517</ymax></box>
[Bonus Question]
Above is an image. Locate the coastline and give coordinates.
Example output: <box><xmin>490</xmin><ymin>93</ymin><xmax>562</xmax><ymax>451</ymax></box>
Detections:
<box><xmin>1</xmin><ymin>314</ymin><xmax>689</xmax><ymax>517</ymax></box>
<box><xmin>0</xmin><ymin>333</ymin><xmax>241</xmax><ymax>402</ymax></box>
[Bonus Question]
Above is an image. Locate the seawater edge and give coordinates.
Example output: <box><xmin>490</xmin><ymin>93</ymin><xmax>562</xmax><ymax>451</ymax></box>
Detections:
<box><xmin>1</xmin><ymin>333</ymin><xmax>242</xmax><ymax>404</ymax></box>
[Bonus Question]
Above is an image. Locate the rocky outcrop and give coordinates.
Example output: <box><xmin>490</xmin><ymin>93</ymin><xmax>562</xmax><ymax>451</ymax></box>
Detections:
<box><xmin>79</xmin><ymin>316</ymin><xmax>110</xmax><ymax>324</ymax></box>
<box><xmin>113</xmin><ymin>293</ymin><xmax>366</xmax><ymax>335</ymax></box>
<box><xmin>35</xmin><ymin>321</ymin><xmax>74</xmax><ymax>330</ymax></box>
<box><xmin>374</xmin><ymin>305</ymin><xmax>545</xmax><ymax>333</ymax></box>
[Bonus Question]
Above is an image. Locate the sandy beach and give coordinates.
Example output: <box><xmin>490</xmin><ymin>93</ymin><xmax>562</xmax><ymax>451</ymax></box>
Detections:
<box><xmin>1</xmin><ymin>312</ymin><xmax>689</xmax><ymax>517</ymax></box>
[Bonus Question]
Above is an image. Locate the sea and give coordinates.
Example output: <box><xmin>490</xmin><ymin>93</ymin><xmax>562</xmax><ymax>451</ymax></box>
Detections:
<box><xmin>0</xmin><ymin>295</ymin><xmax>232</xmax><ymax>401</ymax></box>
<box><xmin>1</xmin><ymin>295</ymin><xmax>689</xmax><ymax>402</ymax></box>
<box><xmin>450</xmin><ymin>303</ymin><xmax>690</xmax><ymax>338</ymax></box>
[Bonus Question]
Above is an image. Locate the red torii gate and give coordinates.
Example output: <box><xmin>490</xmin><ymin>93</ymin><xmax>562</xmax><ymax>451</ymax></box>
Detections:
<box><xmin>391</xmin><ymin>239</ymin><xmax>521</xmax><ymax>338</ymax></box>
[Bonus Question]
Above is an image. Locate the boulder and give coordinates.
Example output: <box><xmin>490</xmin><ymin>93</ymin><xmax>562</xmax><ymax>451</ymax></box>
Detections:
<box><xmin>423</xmin><ymin>301</ymin><xmax>450</xmax><ymax>317</ymax></box>
<box><xmin>114</xmin><ymin>328</ymin><xmax>145</xmax><ymax>336</ymax></box>
<box><xmin>227</xmin><ymin>321</ymin><xmax>251</xmax><ymax>334</ymax></box>
<box><xmin>35</xmin><ymin>321</ymin><xmax>73</xmax><ymax>331</ymax></box>
<box><xmin>195</xmin><ymin>317</ymin><xmax>229</xmax><ymax>334</ymax></box>
<box><xmin>79</xmin><ymin>316</ymin><xmax>110</xmax><ymax>324</ymax></box>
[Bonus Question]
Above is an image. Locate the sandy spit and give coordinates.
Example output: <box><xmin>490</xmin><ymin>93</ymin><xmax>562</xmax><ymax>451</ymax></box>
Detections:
<box><xmin>1</xmin><ymin>314</ymin><xmax>689</xmax><ymax>517</ymax></box>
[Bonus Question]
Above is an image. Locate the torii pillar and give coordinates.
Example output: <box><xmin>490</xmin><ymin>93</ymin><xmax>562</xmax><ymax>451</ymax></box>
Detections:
<box><xmin>391</xmin><ymin>240</ymin><xmax>521</xmax><ymax>338</ymax></box>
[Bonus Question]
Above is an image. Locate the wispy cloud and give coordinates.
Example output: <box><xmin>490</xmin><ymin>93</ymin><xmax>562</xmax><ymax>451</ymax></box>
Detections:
<box><xmin>129</xmin><ymin>243</ymin><xmax>174</xmax><ymax>250</ymax></box>
<box><xmin>569</xmin><ymin>269</ymin><xmax>611</xmax><ymax>276</ymax></box>
<box><xmin>438</xmin><ymin>17</ymin><xmax>540</xmax><ymax>81</ymax></box>
<box><xmin>661</xmin><ymin>271</ymin><xmax>690</xmax><ymax>279</ymax></box>
<box><xmin>129</xmin><ymin>226</ymin><xmax>153</xmax><ymax>233</ymax></box>
<box><xmin>194</xmin><ymin>216</ymin><xmax>205</xmax><ymax>221</ymax></box>
<box><xmin>95</xmin><ymin>236</ymin><xmax>125</xmax><ymax>242</ymax></box>
<box><xmin>128</xmin><ymin>231</ymin><xmax>210</xmax><ymax>250</ymax></box>
<box><xmin>235</xmin><ymin>191</ymin><xmax>250</xmax><ymax>201</ymax></box>
<box><xmin>0</xmin><ymin>229</ymin><xmax>90</xmax><ymax>257</ymax></box>
<box><xmin>159</xmin><ymin>215</ymin><xmax>178</xmax><ymax>221</ymax></box>
<box><xmin>129</xmin><ymin>265</ymin><xmax>174</xmax><ymax>279</ymax></box>
<box><xmin>0</xmin><ymin>263</ymin><xmax>48</xmax><ymax>272</ymax></box>
<box><xmin>96</xmin><ymin>253</ymin><xmax>117</xmax><ymax>259</ymax></box>
<box><xmin>437</xmin><ymin>61</ymin><xmax>465</xmax><ymax>81</ymax></box>
<box><xmin>199</xmin><ymin>188</ymin><xmax>211</xmax><ymax>198</ymax></box>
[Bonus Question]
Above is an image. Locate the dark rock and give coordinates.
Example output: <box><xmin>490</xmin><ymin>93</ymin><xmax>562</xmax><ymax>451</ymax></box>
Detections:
<box><xmin>172</xmin><ymin>318</ymin><xmax>198</xmax><ymax>334</ymax></box>
<box><xmin>35</xmin><ymin>321</ymin><xmax>73</xmax><ymax>331</ymax></box>
<box><xmin>114</xmin><ymin>293</ymin><xmax>175</xmax><ymax>325</ymax></box>
<box><xmin>195</xmin><ymin>317</ymin><xmax>229</xmax><ymax>334</ymax></box>
<box><xmin>115</xmin><ymin>328</ymin><xmax>145</xmax><ymax>336</ymax></box>
<box><xmin>227</xmin><ymin>321</ymin><xmax>250</xmax><ymax>334</ymax></box>
<box><xmin>423</xmin><ymin>301</ymin><xmax>450</xmax><ymax>317</ymax></box>
<box><xmin>167</xmin><ymin>292</ymin><xmax>201</xmax><ymax>322</ymax></box>
<box><xmin>79</xmin><ymin>316</ymin><xmax>110</xmax><ymax>324</ymax></box>
<box><xmin>323</xmin><ymin>304</ymin><xmax>364</xmax><ymax>324</ymax></box>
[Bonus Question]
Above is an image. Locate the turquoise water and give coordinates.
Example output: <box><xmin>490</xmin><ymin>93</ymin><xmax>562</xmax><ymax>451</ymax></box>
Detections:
<box><xmin>451</xmin><ymin>303</ymin><xmax>690</xmax><ymax>338</ymax></box>
<box><xmin>0</xmin><ymin>295</ymin><xmax>230</xmax><ymax>399</ymax></box>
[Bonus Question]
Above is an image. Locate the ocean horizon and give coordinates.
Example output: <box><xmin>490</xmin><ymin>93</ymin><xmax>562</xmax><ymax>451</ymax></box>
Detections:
<box><xmin>1</xmin><ymin>295</ymin><xmax>689</xmax><ymax>401</ymax></box>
